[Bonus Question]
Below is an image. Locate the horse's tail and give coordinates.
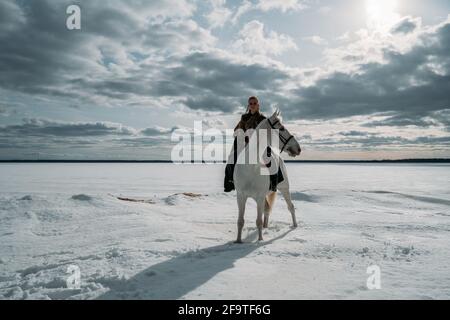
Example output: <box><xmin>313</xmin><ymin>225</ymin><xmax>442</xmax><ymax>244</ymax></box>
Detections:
<box><xmin>264</xmin><ymin>192</ymin><xmax>277</xmax><ymax>215</ymax></box>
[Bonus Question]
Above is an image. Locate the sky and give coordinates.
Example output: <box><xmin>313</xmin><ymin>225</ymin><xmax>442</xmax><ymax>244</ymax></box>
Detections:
<box><xmin>0</xmin><ymin>0</ymin><xmax>449</xmax><ymax>160</ymax></box>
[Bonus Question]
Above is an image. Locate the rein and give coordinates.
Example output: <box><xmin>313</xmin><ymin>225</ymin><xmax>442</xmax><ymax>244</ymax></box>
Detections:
<box><xmin>267</xmin><ymin>118</ymin><xmax>294</xmax><ymax>153</ymax></box>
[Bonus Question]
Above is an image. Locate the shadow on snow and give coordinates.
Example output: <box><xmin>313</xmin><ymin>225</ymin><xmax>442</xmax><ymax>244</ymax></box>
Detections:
<box><xmin>97</xmin><ymin>229</ymin><xmax>294</xmax><ymax>299</ymax></box>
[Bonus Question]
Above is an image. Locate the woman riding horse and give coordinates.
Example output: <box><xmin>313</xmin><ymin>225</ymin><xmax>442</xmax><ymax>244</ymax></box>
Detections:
<box><xmin>224</xmin><ymin>96</ymin><xmax>282</xmax><ymax>192</ymax></box>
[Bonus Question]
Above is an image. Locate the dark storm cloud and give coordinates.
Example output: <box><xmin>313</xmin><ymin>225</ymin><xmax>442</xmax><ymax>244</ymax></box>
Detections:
<box><xmin>391</xmin><ymin>16</ymin><xmax>420</xmax><ymax>34</ymax></box>
<box><xmin>0</xmin><ymin>0</ymin><xmax>89</xmax><ymax>93</ymax></box>
<box><xmin>140</xmin><ymin>126</ymin><xmax>178</xmax><ymax>136</ymax></box>
<box><xmin>362</xmin><ymin>109</ymin><xmax>450</xmax><ymax>129</ymax></box>
<box><xmin>0</xmin><ymin>0</ymin><xmax>290</xmax><ymax>113</ymax></box>
<box><xmin>433</xmin><ymin>109</ymin><xmax>450</xmax><ymax>131</ymax></box>
<box><xmin>412</xmin><ymin>136</ymin><xmax>450</xmax><ymax>144</ymax></box>
<box><xmin>70</xmin><ymin>78</ymin><xmax>147</xmax><ymax>100</ymax></box>
<box><xmin>179</xmin><ymin>52</ymin><xmax>289</xmax><ymax>94</ymax></box>
<box><xmin>184</xmin><ymin>95</ymin><xmax>238</xmax><ymax>113</ymax></box>
<box><xmin>0</xmin><ymin>119</ymin><xmax>136</xmax><ymax>137</ymax></box>
<box><xmin>0</xmin><ymin>0</ymin><xmax>205</xmax><ymax>98</ymax></box>
<box><xmin>363</xmin><ymin>115</ymin><xmax>437</xmax><ymax>128</ymax></box>
<box><xmin>0</xmin><ymin>136</ymin><xmax>99</xmax><ymax>149</ymax></box>
<box><xmin>1</xmin><ymin>0</ymin><xmax>449</xmax><ymax>133</ymax></box>
<box><xmin>75</xmin><ymin>51</ymin><xmax>290</xmax><ymax>112</ymax></box>
<box><xmin>112</xmin><ymin>137</ymin><xmax>169</xmax><ymax>147</ymax></box>
<box><xmin>298</xmin><ymin>134</ymin><xmax>312</xmax><ymax>140</ymax></box>
<box><xmin>0</xmin><ymin>118</ymin><xmax>178</xmax><ymax>159</ymax></box>
<box><xmin>307</xmin><ymin>132</ymin><xmax>450</xmax><ymax>148</ymax></box>
<box><xmin>141</xmin><ymin>19</ymin><xmax>214</xmax><ymax>51</ymax></box>
<box><xmin>156</xmin><ymin>52</ymin><xmax>290</xmax><ymax>112</ymax></box>
<box><xmin>0</xmin><ymin>0</ymin><xmax>25</xmax><ymax>32</ymax></box>
<box><xmin>339</xmin><ymin>131</ymin><xmax>370</xmax><ymax>137</ymax></box>
<box><xmin>281</xmin><ymin>19</ymin><xmax>450</xmax><ymax>122</ymax></box>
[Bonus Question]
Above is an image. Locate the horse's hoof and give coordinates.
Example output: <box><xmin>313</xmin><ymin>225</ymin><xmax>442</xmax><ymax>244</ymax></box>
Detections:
<box><xmin>292</xmin><ymin>223</ymin><xmax>298</xmax><ymax>229</ymax></box>
<box><xmin>258</xmin><ymin>237</ymin><xmax>264</xmax><ymax>241</ymax></box>
<box><xmin>234</xmin><ymin>240</ymin><xmax>243</xmax><ymax>244</ymax></box>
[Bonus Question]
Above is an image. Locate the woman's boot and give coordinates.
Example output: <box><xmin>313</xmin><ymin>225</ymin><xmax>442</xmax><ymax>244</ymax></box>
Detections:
<box><xmin>224</xmin><ymin>163</ymin><xmax>235</xmax><ymax>192</ymax></box>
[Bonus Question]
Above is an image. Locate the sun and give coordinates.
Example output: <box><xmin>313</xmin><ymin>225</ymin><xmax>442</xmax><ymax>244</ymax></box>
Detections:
<box><xmin>366</xmin><ymin>0</ymin><xmax>397</xmax><ymax>19</ymax></box>
<box><xmin>366</xmin><ymin>0</ymin><xmax>399</xmax><ymax>30</ymax></box>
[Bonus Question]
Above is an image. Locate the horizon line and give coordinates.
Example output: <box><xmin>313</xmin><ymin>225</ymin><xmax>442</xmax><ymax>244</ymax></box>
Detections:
<box><xmin>1</xmin><ymin>158</ymin><xmax>449</xmax><ymax>163</ymax></box>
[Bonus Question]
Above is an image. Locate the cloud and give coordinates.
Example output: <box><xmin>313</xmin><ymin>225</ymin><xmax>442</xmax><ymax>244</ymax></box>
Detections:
<box><xmin>231</xmin><ymin>0</ymin><xmax>253</xmax><ymax>24</ymax></box>
<box><xmin>141</xmin><ymin>19</ymin><xmax>216</xmax><ymax>53</ymax></box>
<box><xmin>232</xmin><ymin>0</ymin><xmax>307</xmax><ymax>24</ymax></box>
<box><xmin>0</xmin><ymin>0</ymin><xmax>26</xmax><ymax>33</ymax></box>
<box><xmin>184</xmin><ymin>95</ymin><xmax>239</xmax><ymax>113</ymax></box>
<box><xmin>112</xmin><ymin>137</ymin><xmax>171</xmax><ymax>148</ymax></box>
<box><xmin>256</xmin><ymin>0</ymin><xmax>307</xmax><ymax>12</ymax></box>
<box><xmin>305</xmin><ymin>130</ymin><xmax>450</xmax><ymax>148</ymax></box>
<box><xmin>202</xmin><ymin>118</ymin><xmax>226</xmax><ymax>128</ymax></box>
<box><xmin>206</xmin><ymin>0</ymin><xmax>233</xmax><ymax>29</ymax></box>
<box><xmin>303</xmin><ymin>35</ymin><xmax>328</xmax><ymax>45</ymax></box>
<box><xmin>0</xmin><ymin>119</ymin><xmax>137</xmax><ymax>137</ymax></box>
<box><xmin>157</xmin><ymin>51</ymin><xmax>290</xmax><ymax>112</ymax></box>
<box><xmin>361</xmin><ymin>110</ymin><xmax>450</xmax><ymax>130</ymax></box>
<box><xmin>280</xmin><ymin>17</ymin><xmax>450</xmax><ymax>123</ymax></box>
<box><xmin>0</xmin><ymin>118</ymin><xmax>179</xmax><ymax>159</ymax></box>
<box><xmin>1</xmin><ymin>1</ymin><xmax>449</xmax><ymax>160</ymax></box>
<box><xmin>140</xmin><ymin>126</ymin><xmax>178</xmax><ymax>136</ymax></box>
<box><xmin>432</xmin><ymin>109</ymin><xmax>450</xmax><ymax>131</ymax></box>
<box><xmin>391</xmin><ymin>16</ymin><xmax>421</xmax><ymax>34</ymax></box>
<box><xmin>336</xmin><ymin>32</ymin><xmax>351</xmax><ymax>42</ymax></box>
<box><xmin>0</xmin><ymin>0</ymin><xmax>294</xmax><ymax>114</ymax></box>
<box><xmin>0</xmin><ymin>119</ymin><xmax>183</xmax><ymax>140</ymax></box>
<box><xmin>0</xmin><ymin>0</ymin><xmax>213</xmax><ymax>104</ymax></box>
<box><xmin>339</xmin><ymin>130</ymin><xmax>370</xmax><ymax>137</ymax></box>
<box><xmin>232</xmin><ymin>20</ymin><xmax>298</xmax><ymax>56</ymax></box>
<box><xmin>0</xmin><ymin>103</ymin><xmax>16</xmax><ymax>117</ymax></box>
<box><xmin>362</xmin><ymin>115</ymin><xmax>438</xmax><ymax>128</ymax></box>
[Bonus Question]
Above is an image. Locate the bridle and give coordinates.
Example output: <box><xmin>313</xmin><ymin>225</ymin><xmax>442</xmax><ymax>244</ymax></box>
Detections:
<box><xmin>267</xmin><ymin>118</ymin><xmax>294</xmax><ymax>153</ymax></box>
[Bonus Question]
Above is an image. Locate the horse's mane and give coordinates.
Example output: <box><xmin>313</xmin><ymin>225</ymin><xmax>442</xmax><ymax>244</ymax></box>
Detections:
<box><xmin>255</xmin><ymin>114</ymin><xmax>278</xmax><ymax>131</ymax></box>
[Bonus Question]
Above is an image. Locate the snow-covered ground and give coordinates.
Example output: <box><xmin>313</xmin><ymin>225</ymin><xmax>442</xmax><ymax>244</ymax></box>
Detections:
<box><xmin>0</xmin><ymin>163</ymin><xmax>449</xmax><ymax>300</ymax></box>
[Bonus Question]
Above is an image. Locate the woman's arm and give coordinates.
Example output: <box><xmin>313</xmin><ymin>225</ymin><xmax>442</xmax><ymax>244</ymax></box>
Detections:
<box><xmin>234</xmin><ymin>115</ymin><xmax>245</xmax><ymax>131</ymax></box>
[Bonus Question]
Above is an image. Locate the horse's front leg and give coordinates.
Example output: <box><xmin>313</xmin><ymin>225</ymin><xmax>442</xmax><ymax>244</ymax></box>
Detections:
<box><xmin>279</xmin><ymin>185</ymin><xmax>298</xmax><ymax>228</ymax></box>
<box><xmin>256</xmin><ymin>197</ymin><xmax>265</xmax><ymax>241</ymax></box>
<box><xmin>235</xmin><ymin>193</ymin><xmax>247</xmax><ymax>243</ymax></box>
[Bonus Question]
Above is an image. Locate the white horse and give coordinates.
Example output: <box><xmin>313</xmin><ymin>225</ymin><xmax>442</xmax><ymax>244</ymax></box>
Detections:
<box><xmin>233</xmin><ymin>110</ymin><xmax>302</xmax><ymax>243</ymax></box>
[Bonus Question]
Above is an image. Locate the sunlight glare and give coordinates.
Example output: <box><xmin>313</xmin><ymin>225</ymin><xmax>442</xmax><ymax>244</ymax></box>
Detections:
<box><xmin>366</xmin><ymin>0</ymin><xmax>399</xmax><ymax>30</ymax></box>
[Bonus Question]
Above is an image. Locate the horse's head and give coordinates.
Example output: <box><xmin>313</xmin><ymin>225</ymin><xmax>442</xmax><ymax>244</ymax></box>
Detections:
<box><xmin>268</xmin><ymin>109</ymin><xmax>301</xmax><ymax>157</ymax></box>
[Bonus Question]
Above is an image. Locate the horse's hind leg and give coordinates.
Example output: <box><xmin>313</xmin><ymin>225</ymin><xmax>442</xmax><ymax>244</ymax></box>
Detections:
<box><xmin>263</xmin><ymin>192</ymin><xmax>276</xmax><ymax>228</ymax></box>
<box><xmin>235</xmin><ymin>194</ymin><xmax>247</xmax><ymax>243</ymax></box>
<box><xmin>279</xmin><ymin>185</ymin><xmax>298</xmax><ymax>228</ymax></box>
<box><xmin>256</xmin><ymin>197</ymin><xmax>265</xmax><ymax>241</ymax></box>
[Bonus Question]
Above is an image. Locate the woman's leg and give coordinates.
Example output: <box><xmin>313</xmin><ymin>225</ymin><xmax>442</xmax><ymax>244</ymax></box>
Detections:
<box><xmin>224</xmin><ymin>137</ymin><xmax>238</xmax><ymax>192</ymax></box>
<box><xmin>224</xmin><ymin>163</ymin><xmax>235</xmax><ymax>192</ymax></box>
